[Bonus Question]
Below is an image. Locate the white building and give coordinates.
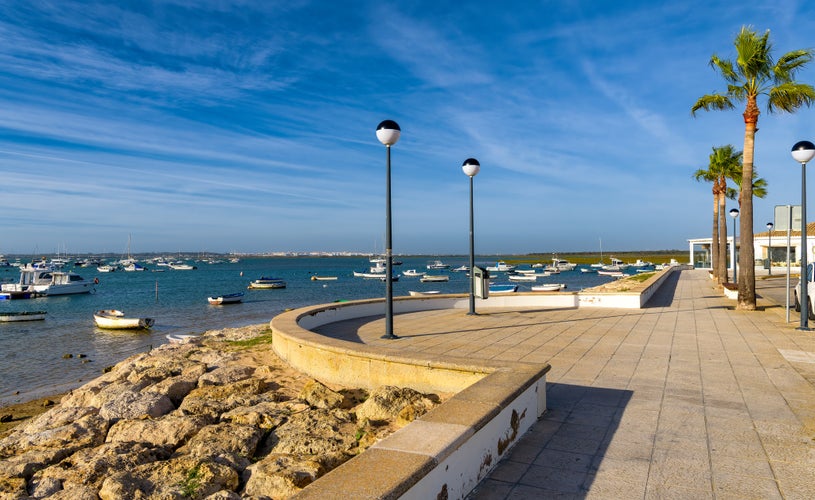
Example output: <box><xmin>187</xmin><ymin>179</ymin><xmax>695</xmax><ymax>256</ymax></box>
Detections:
<box><xmin>688</xmin><ymin>222</ymin><xmax>815</xmax><ymax>271</ymax></box>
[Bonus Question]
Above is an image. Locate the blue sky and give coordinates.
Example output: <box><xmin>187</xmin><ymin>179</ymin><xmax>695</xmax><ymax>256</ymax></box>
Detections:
<box><xmin>2</xmin><ymin>1</ymin><xmax>815</xmax><ymax>255</ymax></box>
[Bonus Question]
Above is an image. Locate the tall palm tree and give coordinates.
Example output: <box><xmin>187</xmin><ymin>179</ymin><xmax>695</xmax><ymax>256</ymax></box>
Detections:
<box><xmin>694</xmin><ymin>145</ymin><xmax>742</xmax><ymax>284</ymax></box>
<box><xmin>691</xmin><ymin>26</ymin><xmax>815</xmax><ymax>310</ymax></box>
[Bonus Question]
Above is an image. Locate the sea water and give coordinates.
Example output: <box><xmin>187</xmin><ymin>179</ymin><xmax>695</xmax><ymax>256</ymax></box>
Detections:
<box><xmin>0</xmin><ymin>256</ymin><xmax>616</xmax><ymax>406</ymax></box>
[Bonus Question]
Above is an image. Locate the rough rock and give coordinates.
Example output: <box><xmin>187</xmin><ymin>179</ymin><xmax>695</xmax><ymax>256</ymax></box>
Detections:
<box><xmin>243</xmin><ymin>454</ymin><xmax>323</xmax><ymax>498</ymax></box>
<box><xmin>178</xmin><ymin>379</ymin><xmax>268</xmax><ymax>421</ymax></box>
<box><xmin>32</xmin><ymin>441</ymin><xmax>172</xmax><ymax>492</ymax></box>
<box><xmin>198</xmin><ymin>364</ymin><xmax>255</xmax><ymax>387</ymax></box>
<box><xmin>181</xmin><ymin>422</ymin><xmax>264</xmax><ymax>470</ymax></box>
<box><xmin>98</xmin><ymin>390</ymin><xmax>175</xmax><ymax>422</ymax></box>
<box><xmin>1</xmin><ymin>411</ymin><xmax>108</xmax><ymax>459</ymax></box>
<box><xmin>264</xmin><ymin>408</ymin><xmax>357</xmax><ymax>469</ymax></box>
<box><xmin>300</xmin><ymin>380</ymin><xmax>344</xmax><ymax>409</ymax></box>
<box><xmin>355</xmin><ymin>386</ymin><xmax>435</xmax><ymax>426</ymax></box>
<box><xmin>98</xmin><ymin>456</ymin><xmax>239</xmax><ymax>500</ymax></box>
<box><xmin>105</xmin><ymin>415</ymin><xmax>207</xmax><ymax>448</ymax></box>
<box><xmin>220</xmin><ymin>401</ymin><xmax>300</xmax><ymax>430</ymax></box>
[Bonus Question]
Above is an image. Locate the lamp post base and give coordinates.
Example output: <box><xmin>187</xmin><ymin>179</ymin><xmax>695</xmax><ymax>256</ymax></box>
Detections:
<box><xmin>381</xmin><ymin>333</ymin><xmax>399</xmax><ymax>339</ymax></box>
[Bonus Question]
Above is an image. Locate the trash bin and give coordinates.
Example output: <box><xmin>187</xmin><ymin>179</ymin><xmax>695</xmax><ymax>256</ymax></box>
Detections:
<box><xmin>473</xmin><ymin>266</ymin><xmax>489</xmax><ymax>299</ymax></box>
<box><xmin>763</xmin><ymin>258</ymin><xmax>770</xmax><ymax>270</ymax></box>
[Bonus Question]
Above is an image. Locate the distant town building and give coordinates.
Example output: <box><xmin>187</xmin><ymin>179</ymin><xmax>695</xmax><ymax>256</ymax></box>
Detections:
<box><xmin>688</xmin><ymin>222</ymin><xmax>815</xmax><ymax>270</ymax></box>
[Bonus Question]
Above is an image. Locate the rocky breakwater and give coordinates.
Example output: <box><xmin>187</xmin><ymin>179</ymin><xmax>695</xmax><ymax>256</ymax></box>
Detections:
<box><xmin>0</xmin><ymin>325</ymin><xmax>441</xmax><ymax>499</ymax></box>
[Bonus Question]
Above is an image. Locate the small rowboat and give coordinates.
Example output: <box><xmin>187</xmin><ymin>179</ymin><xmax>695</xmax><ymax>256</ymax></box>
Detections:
<box><xmin>94</xmin><ymin>310</ymin><xmax>154</xmax><ymax>329</ymax></box>
<box><xmin>0</xmin><ymin>311</ymin><xmax>47</xmax><ymax>322</ymax></box>
<box><xmin>420</xmin><ymin>275</ymin><xmax>449</xmax><ymax>283</ymax></box>
<box><xmin>408</xmin><ymin>290</ymin><xmax>441</xmax><ymax>296</ymax></box>
<box><xmin>207</xmin><ymin>292</ymin><xmax>244</xmax><ymax>305</ymax></box>
<box><xmin>310</xmin><ymin>276</ymin><xmax>338</xmax><ymax>281</ymax></box>
<box><xmin>166</xmin><ymin>333</ymin><xmax>197</xmax><ymax>344</ymax></box>
<box><xmin>489</xmin><ymin>284</ymin><xmax>518</xmax><ymax>294</ymax></box>
<box><xmin>531</xmin><ymin>283</ymin><xmax>566</xmax><ymax>292</ymax></box>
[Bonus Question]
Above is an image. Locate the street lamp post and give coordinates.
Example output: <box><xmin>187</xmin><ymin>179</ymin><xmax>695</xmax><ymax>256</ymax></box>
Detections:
<box><xmin>791</xmin><ymin>140</ymin><xmax>815</xmax><ymax>330</ymax></box>
<box><xmin>462</xmin><ymin>158</ymin><xmax>480</xmax><ymax>315</ymax></box>
<box><xmin>730</xmin><ymin>208</ymin><xmax>739</xmax><ymax>285</ymax></box>
<box><xmin>377</xmin><ymin>120</ymin><xmax>401</xmax><ymax>339</ymax></box>
<box><xmin>767</xmin><ymin>222</ymin><xmax>774</xmax><ymax>276</ymax></box>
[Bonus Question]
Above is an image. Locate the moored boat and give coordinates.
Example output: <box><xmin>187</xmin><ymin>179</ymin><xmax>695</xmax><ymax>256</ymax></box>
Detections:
<box><xmin>508</xmin><ymin>274</ymin><xmax>537</xmax><ymax>282</ymax></box>
<box><xmin>93</xmin><ymin>310</ymin><xmax>154</xmax><ymax>329</ymax></box>
<box><xmin>426</xmin><ymin>260</ymin><xmax>450</xmax><ymax>270</ymax></box>
<box><xmin>531</xmin><ymin>283</ymin><xmax>566</xmax><ymax>292</ymax></box>
<box><xmin>402</xmin><ymin>269</ymin><xmax>426</xmax><ymax>277</ymax></box>
<box><xmin>310</xmin><ymin>276</ymin><xmax>338</xmax><ymax>281</ymax></box>
<box><xmin>207</xmin><ymin>292</ymin><xmax>245</xmax><ymax>305</ymax></box>
<box><xmin>486</xmin><ymin>261</ymin><xmax>515</xmax><ymax>272</ymax></box>
<box><xmin>0</xmin><ymin>310</ymin><xmax>47</xmax><ymax>322</ymax></box>
<box><xmin>248</xmin><ymin>277</ymin><xmax>287</xmax><ymax>289</ymax></box>
<box><xmin>408</xmin><ymin>290</ymin><xmax>441</xmax><ymax>296</ymax></box>
<box><xmin>420</xmin><ymin>274</ymin><xmax>449</xmax><ymax>282</ymax></box>
<box><xmin>489</xmin><ymin>283</ymin><xmax>518</xmax><ymax>294</ymax></box>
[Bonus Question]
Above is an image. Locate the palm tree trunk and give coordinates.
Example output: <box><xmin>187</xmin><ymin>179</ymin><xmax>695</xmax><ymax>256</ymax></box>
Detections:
<box><xmin>738</xmin><ymin>99</ymin><xmax>759</xmax><ymax>310</ymax></box>
<box><xmin>718</xmin><ymin>188</ymin><xmax>728</xmax><ymax>283</ymax></box>
<box><xmin>712</xmin><ymin>188</ymin><xmax>719</xmax><ymax>280</ymax></box>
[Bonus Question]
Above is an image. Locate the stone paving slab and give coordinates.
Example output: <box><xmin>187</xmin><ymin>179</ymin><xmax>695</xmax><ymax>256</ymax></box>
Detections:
<box><xmin>315</xmin><ymin>269</ymin><xmax>815</xmax><ymax>498</ymax></box>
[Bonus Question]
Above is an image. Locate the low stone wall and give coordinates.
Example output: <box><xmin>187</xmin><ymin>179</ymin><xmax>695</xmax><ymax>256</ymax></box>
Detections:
<box><xmin>271</xmin><ymin>302</ymin><xmax>549</xmax><ymax>499</ymax></box>
<box><xmin>578</xmin><ymin>265</ymin><xmax>684</xmax><ymax>308</ymax></box>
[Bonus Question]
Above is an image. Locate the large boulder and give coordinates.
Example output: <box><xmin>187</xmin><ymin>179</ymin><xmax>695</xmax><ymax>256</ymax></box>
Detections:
<box><xmin>106</xmin><ymin>415</ymin><xmax>207</xmax><ymax>449</ymax></box>
<box><xmin>177</xmin><ymin>379</ymin><xmax>268</xmax><ymax>421</ymax></box>
<box><xmin>98</xmin><ymin>456</ymin><xmax>239</xmax><ymax>500</ymax></box>
<box><xmin>98</xmin><ymin>390</ymin><xmax>175</xmax><ymax>422</ymax></box>
<box><xmin>355</xmin><ymin>386</ymin><xmax>436</xmax><ymax>426</ymax></box>
<box><xmin>300</xmin><ymin>380</ymin><xmax>344</xmax><ymax>410</ymax></box>
<box><xmin>220</xmin><ymin>401</ymin><xmax>301</xmax><ymax>430</ymax></box>
<box><xmin>197</xmin><ymin>365</ymin><xmax>255</xmax><ymax>387</ymax></box>
<box><xmin>181</xmin><ymin>422</ymin><xmax>264</xmax><ymax>470</ymax></box>
<box><xmin>263</xmin><ymin>408</ymin><xmax>357</xmax><ymax>469</ymax></box>
<box><xmin>243</xmin><ymin>454</ymin><xmax>323</xmax><ymax>498</ymax></box>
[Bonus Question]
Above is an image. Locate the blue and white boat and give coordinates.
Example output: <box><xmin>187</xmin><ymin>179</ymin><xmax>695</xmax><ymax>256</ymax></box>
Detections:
<box><xmin>489</xmin><ymin>283</ymin><xmax>518</xmax><ymax>294</ymax></box>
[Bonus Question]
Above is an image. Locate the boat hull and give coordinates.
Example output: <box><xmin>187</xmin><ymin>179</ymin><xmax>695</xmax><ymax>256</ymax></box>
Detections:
<box><xmin>94</xmin><ymin>310</ymin><xmax>154</xmax><ymax>329</ymax></box>
<box><xmin>0</xmin><ymin>311</ymin><xmax>47</xmax><ymax>322</ymax></box>
<box><xmin>208</xmin><ymin>293</ymin><xmax>244</xmax><ymax>305</ymax></box>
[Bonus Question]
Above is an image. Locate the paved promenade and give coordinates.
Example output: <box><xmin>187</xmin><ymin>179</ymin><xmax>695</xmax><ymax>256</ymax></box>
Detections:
<box><xmin>316</xmin><ymin>269</ymin><xmax>815</xmax><ymax>498</ymax></box>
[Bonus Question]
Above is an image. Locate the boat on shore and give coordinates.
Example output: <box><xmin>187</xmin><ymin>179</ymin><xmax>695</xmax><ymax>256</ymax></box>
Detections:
<box><xmin>93</xmin><ymin>310</ymin><xmax>154</xmax><ymax>329</ymax></box>
<box><xmin>207</xmin><ymin>292</ymin><xmax>244</xmax><ymax>305</ymax></box>
<box><xmin>0</xmin><ymin>310</ymin><xmax>47</xmax><ymax>322</ymax></box>
<box><xmin>247</xmin><ymin>277</ymin><xmax>286</xmax><ymax>289</ymax></box>
<box><xmin>166</xmin><ymin>333</ymin><xmax>197</xmax><ymax>343</ymax></box>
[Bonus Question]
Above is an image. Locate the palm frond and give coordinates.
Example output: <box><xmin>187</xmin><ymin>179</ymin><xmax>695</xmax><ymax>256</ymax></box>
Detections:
<box><xmin>774</xmin><ymin>49</ymin><xmax>814</xmax><ymax>82</ymax></box>
<box><xmin>710</xmin><ymin>55</ymin><xmax>738</xmax><ymax>83</ymax></box>
<box><xmin>767</xmin><ymin>83</ymin><xmax>815</xmax><ymax>112</ymax></box>
<box><xmin>691</xmin><ymin>94</ymin><xmax>734</xmax><ymax>115</ymax></box>
<box><xmin>734</xmin><ymin>27</ymin><xmax>773</xmax><ymax>80</ymax></box>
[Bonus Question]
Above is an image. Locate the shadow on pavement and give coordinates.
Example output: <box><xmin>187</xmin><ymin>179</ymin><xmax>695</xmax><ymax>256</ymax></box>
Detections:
<box><xmin>469</xmin><ymin>383</ymin><xmax>632</xmax><ymax>499</ymax></box>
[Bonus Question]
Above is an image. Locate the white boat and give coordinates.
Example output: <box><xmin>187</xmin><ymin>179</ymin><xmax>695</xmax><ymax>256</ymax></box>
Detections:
<box><xmin>508</xmin><ymin>274</ymin><xmax>537</xmax><ymax>282</ymax></box>
<box><xmin>531</xmin><ymin>283</ymin><xmax>566</xmax><ymax>292</ymax></box>
<box><xmin>408</xmin><ymin>290</ymin><xmax>441</xmax><ymax>296</ymax></box>
<box><xmin>486</xmin><ymin>261</ymin><xmax>515</xmax><ymax>272</ymax></box>
<box><xmin>0</xmin><ymin>311</ymin><xmax>47</xmax><ymax>322</ymax></box>
<box><xmin>207</xmin><ymin>292</ymin><xmax>244</xmax><ymax>305</ymax></box>
<box><xmin>169</xmin><ymin>262</ymin><xmax>197</xmax><ymax>270</ymax></box>
<box><xmin>248</xmin><ymin>277</ymin><xmax>287</xmax><ymax>289</ymax></box>
<box><xmin>515</xmin><ymin>269</ymin><xmax>537</xmax><ymax>275</ymax></box>
<box><xmin>310</xmin><ymin>275</ymin><xmax>338</xmax><ymax>281</ymax></box>
<box><xmin>426</xmin><ymin>260</ymin><xmax>450</xmax><ymax>270</ymax></box>
<box><xmin>402</xmin><ymin>269</ymin><xmax>426</xmax><ymax>277</ymax></box>
<box><xmin>1</xmin><ymin>265</ymin><xmax>95</xmax><ymax>296</ymax></box>
<box><xmin>452</xmin><ymin>265</ymin><xmax>469</xmax><ymax>272</ymax></box>
<box><xmin>580</xmin><ymin>267</ymin><xmax>597</xmax><ymax>273</ymax></box>
<box><xmin>489</xmin><ymin>283</ymin><xmax>518</xmax><ymax>294</ymax></box>
<box><xmin>123</xmin><ymin>263</ymin><xmax>148</xmax><ymax>272</ymax></box>
<box><xmin>420</xmin><ymin>275</ymin><xmax>449</xmax><ymax>282</ymax></box>
<box><xmin>97</xmin><ymin>265</ymin><xmax>117</xmax><ymax>273</ymax></box>
<box><xmin>166</xmin><ymin>333</ymin><xmax>197</xmax><ymax>344</ymax></box>
<box><xmin>597</xmin><ymin>269</ymin><xmax>625</xmax><ymax>277</ymax></box>
<box><xmin>549</xmin><ymin>259</ymin><xmax>577</xmax><ymax>271</ymax></box>
<box><xmin>94</xmin><ymin>310</ymin><xmax>154</xmax><ymax>329</ymax></box>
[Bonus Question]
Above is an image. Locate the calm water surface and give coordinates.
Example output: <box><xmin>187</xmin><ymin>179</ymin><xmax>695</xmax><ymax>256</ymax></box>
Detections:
<box><xmin>0</xmin><ymin>256</ymin><xmax>617</xmax><ymax>406</ymax></box>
